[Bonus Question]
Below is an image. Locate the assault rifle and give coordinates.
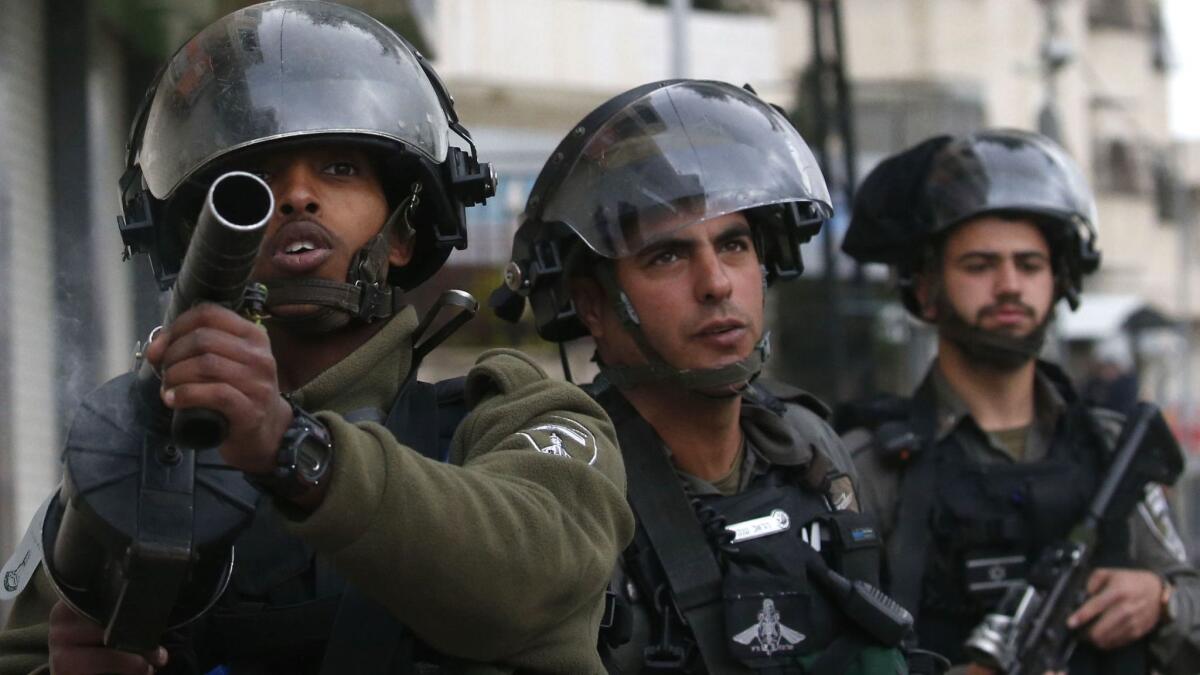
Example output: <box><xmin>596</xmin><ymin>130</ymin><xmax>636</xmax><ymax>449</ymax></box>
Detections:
<box><xmin>963</xmin><ymin>401</ymin><xmax>1184</xmax><ymax>675</ymax></box>
<box><xmin>39</xmin><ymin>172</ymin><xmax>272</xmax><ymax>651</ymax></box>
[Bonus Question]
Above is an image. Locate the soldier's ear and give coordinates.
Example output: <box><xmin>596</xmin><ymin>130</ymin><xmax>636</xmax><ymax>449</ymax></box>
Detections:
<box><xmin>387</xmin><ymin>228</ymin><xmax>415</xmax><ymax>268</ymax></box>
<box><xmin>914</xmin><ymin>272</ymin><xmax>939</xmax><ymax>322</ymax></box>
<box><xmin>569</xmin><ymin>277</ymin><xmax>606</xmax><ymax>339</ymax></box>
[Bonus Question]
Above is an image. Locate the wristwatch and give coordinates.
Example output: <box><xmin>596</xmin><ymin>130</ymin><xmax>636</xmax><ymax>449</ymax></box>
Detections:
<box><xmin>248</xmin><ymin>399</ymin><xmax>334</xmax><ymax>499</ymax></box>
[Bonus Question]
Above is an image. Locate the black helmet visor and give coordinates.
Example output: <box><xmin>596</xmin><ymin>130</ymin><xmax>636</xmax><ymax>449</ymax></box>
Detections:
<box><xmin>138</xmin><ymin>0</ymin><xmax>450</xmax><ymax>200</ymax></box>
<box><xmin>537</xmin><ymin>80</ymin><xmax>832</xmax><ymax>258</ymax></box>
<box><xmin>926</xmin><ymin>129</ymin><xmax>1098</xmax><ymax>234</ymax></box>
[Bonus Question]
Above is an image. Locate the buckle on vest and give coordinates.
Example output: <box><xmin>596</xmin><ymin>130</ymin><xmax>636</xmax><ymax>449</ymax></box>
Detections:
<box><xmin>600</xmin><ymin>588</ymin><xmax>619</xmax><ymax>629</ymax></box>
<box><xmin>599</xmin><ymin>587</ymin><xmax>633</xmax><ymax>648</ymax></box>
<box><xmin>643</xmin><ymin>642</ymin><xmax>691</xmax><ymax>670</ymax></box>
<box><xmin>643</xmin><ymin>585</ymin><xmax>693</xmax><ymax>669</ymax></box>
<box><xmin>876</xmin><ymin>421</ymin><xmax>921</xmax><ymax>465</ymax></box>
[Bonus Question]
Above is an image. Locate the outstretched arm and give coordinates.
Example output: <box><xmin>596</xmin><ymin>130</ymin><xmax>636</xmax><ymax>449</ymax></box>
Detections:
<box><xmin>279</xmin><ymin>349</ymin><xmax>634</xmax><ymax>668</ymax></box>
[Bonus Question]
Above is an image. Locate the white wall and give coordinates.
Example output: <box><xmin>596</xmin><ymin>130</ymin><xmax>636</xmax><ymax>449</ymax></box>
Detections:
<box><xmin>0</xmin><ymin>0</ymin><xmax>58</xmax><ymax>540</ymax></box>
<box><xmin>87</xmin><ymin>26</ymin><xmax>135</xmax><ymax>380</ymax></box>
<box><xmin>432</xmin><ymin>0</ymin><xmax>788</xmax><ymax>132</ymax></box>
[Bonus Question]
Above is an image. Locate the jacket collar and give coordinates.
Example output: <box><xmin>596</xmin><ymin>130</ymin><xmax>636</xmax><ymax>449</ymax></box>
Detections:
<box><xmin>287</xmin><ymin>305</ymin><xmax>419</xmax><ymax>416</ymax></box>
<box><xmin>919</xmin><ymin>359</ymin><xmax>1068</xmax><ymax>445</ymax></box>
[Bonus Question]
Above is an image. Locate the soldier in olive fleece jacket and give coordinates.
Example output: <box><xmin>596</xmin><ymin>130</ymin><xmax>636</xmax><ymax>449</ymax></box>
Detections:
<box><xmin>0</xmin><ymin>305</ymin><xmax>633</xmax><ymax>674</ymax></box>
<box><xmin>2</xmin><ymin>5</ymin><xmax>634</xmax><ymax>669</ymax></box>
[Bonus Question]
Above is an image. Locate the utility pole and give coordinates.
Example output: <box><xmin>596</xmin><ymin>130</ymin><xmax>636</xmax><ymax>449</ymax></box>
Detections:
<box><xmin>670</xmin><ymin>0</ymin><xmax>691</xmax><ymax>78</ymax></box>
<box><xmin>1037</xmin><ymin>0</ymin><xmax>1073</xmax><ymax>143</ymax></box>
<box><xmin>807</xmin><ymin>0</ymin><xmax>857</xmax><ymax>400</ymax></box>
<box><xmin>1172</xmin><ymin>147</ymin><xmax>1196</xmax><ymax>455</ymax></box>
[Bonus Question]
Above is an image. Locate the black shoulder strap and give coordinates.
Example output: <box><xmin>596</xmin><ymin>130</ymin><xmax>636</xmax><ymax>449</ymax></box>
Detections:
<box><xmin>596</xmin><ymin>388</ymin><xmax>748</xmax><ymax>674</ymax></box>
<box><xmin>382</xmin><ymin>376</ymin><xmax>469</xmax><ymax>462</ymax></box>
<box><xmin>319</xmin><ymin>376</ymin><xmax>469</xmax><ymax>674</ymax></box>
<box><xmin>885</xmin><ymin>384</ymin><xmax>939</xmax><ymax>619</ymax></box>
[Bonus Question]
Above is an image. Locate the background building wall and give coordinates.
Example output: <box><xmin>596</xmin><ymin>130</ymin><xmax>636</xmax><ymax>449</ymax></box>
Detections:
<box><xmin>0</xmin><ymin>0</ymin><xmax>55</xmax><ymax>625</ymax></box>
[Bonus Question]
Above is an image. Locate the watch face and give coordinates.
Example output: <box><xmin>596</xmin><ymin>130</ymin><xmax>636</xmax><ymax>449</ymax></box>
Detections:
<box><xmin>296</xmin><ymin>436</ymin><xmax>330</xmax><ymax>482</ymax></box>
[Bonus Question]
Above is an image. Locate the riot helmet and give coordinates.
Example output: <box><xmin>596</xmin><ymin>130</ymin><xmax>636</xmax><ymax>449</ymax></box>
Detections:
<box><xmin>493</xmin><ymin>80</ymin><xmax>831</xmax><ymax>391</ymax></box>
<box><xmin>118</xmin><ymin>0</ymin><xmax>495</xmax><ymax>325</ymax></box>
<box><xmin>844</xmin><ymin>129</ymin><xmax>1100</xmax><ymax>315</ymax></box>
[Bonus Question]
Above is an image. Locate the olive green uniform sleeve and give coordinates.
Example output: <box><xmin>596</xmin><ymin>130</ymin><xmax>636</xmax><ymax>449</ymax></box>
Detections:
<box><xmin>1087</xmin><ymin>407</ymin><xmax>1200</xmax><ymax>673</ymax></box>
<box><xmin>1152</xmin><ymin>570</ymin><xmax>1200</xmax><ymax>675</ymax></box>
<box><xmin>0</xmin><ymin>566</ymin><xmax>55</xmax><ymax>675</ymax></box>
<box><xmin>279</xmin><ymin>348</ymin><xmax>634</xmax><ymax>673</ymax></box>
<box><xmin>1127</xmin><ymin>486</ymin><xmax>1200</xmax><ymax>674</ymax></box>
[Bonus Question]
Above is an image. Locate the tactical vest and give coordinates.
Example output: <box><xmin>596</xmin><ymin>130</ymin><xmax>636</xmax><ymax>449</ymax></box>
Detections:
<box><xmin>597</xmin><ymin>383</ymin><xmax>908</xmax><ymax>675</ymax></box>
<box><xmin>168</xmin><ymin>377</ymin><xmax>470</xmax><ymax>675</ymax></box>
<box><xmin>875</xmin><ymin>368</ymin><xmax>1146</xmax><ymax>673</ymax></box>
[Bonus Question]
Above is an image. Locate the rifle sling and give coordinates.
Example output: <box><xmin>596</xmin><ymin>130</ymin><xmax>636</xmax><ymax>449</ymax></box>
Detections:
<box><xmin>886</xmin><ymin>384</ymin><xmax>939</xmax><ymax>620</ymax></box>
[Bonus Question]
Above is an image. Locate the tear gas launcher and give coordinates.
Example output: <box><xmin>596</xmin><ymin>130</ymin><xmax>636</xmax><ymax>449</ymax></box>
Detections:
<box><xmin>40</xmin><ymin>172</ymin><xmax>273</xmax><ymax>651</ymax></box>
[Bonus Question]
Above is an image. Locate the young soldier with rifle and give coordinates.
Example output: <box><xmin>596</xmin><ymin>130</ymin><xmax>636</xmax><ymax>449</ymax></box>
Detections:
<box><xmin>839</xmin><ymin>129</ymin><xmax>1200</xmax><ymax>674</ymax></box>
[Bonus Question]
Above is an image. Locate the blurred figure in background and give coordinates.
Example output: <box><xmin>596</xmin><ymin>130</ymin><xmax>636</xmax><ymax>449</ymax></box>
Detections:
<box><xmin>1082</xmin><ymin>337</ymin><xmax>1140</xmax><ymax>416</ymax></box>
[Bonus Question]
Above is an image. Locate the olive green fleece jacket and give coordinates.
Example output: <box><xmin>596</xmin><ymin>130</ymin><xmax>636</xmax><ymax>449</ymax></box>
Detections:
<box><xmin>0</xmin><ymin>307</ymin><xmax>634</xmax><ymax>674</ymax></box>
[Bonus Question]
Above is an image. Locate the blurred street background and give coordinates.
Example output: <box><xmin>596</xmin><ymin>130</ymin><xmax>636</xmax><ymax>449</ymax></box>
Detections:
<box><xmin>1</xmin><ymin>0</ymin><xmax>1198</xmax><ymax>622</ymax></box>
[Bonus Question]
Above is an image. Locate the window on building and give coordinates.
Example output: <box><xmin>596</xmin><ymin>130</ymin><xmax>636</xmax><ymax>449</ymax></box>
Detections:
<box><xmin>851</xmin><ymin>79</ymin><xmax>985</xmax><ymax>170</ymax></box>
<box><xmin>1088</xmin><ymin>0</ymin><xmax>1149</xmax><ymax>31</ymax></box>
<box><xmin>1094</xmin><ymin>138</ymin><xmax>1150</xmax><ymax>195</ymax></box>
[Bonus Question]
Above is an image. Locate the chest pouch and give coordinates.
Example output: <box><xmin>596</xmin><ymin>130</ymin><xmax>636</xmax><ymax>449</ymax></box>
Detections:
<box><xmin>929</xmin><ymin>450</ymin><xmax>1090</xmax><ymax>611</ymax></box>
<box><xmin>707</xmin><ymin>484</ymin><xmax>843</xmax><ymax>669</ymax></box>
<box><xmin>819</xmin><ymin>510</ymin><xmax>883</xmax><ymax>588</ymax></box>
<box><xmin>199</xmin><ymin>500</ymin><xmax>344</xmax><ymax>665</ymax></box>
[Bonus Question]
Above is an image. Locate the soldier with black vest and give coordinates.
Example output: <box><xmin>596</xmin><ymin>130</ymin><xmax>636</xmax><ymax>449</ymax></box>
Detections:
<box><xmin>839</xmin><ymin>129</ymin><xmax>1200</xmax><ymax>674</ymax></box>
<box><xmin>493</xmin><ymin>79</ymin><xmax>921</xmax><ymax>674</ymax></box>
<box><xmin>0</xmin><ymin>2</ymin><xmax>633</xmax><ymax>674</ymax></box>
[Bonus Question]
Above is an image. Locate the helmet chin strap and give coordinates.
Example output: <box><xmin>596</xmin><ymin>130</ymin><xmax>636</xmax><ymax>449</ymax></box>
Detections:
<box><xmin>592</xmin><ymin>264</ymin><xmax>770</xmax><ymax>396</ymax></box>
<box><xmin>598</xmin><ymin>337</ymin><xmax>770</xmax><ymax>397</ymax></box>
<box><xmin>263</xmin><ymin>187</ymin><xmax>420</xmax><ymax>334</ymax></box>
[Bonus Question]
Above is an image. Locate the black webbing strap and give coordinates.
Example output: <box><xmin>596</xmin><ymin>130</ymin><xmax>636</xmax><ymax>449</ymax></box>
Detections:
<box><xmin>886</xmin><ymin>383</ymin><xmax>940</xmax><ymax>619</ymax></box>
<box><xmin>264</xmin><ymin>278</ymin><xmax>404</xmax><ymax>322</ymax></box>
<box><xmin>599</xmin><ymin>389</ymin><xmax>748</xmax><ymax>673</ymax></box>
<box><xmin>386</xmin><ymin>380</ymin><xmax>442</xmax><ymax>461</ymax></box>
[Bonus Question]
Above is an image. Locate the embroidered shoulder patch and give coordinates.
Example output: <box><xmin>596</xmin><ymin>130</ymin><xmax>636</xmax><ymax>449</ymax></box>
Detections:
<box><xmin>1139</xmin><ymin>484</ymin><xmax>1188</xmax><ymax>563</ymax></box>
<box><xmin>516</xmin><ymin>416</ymin><xmax>598</xmax><ymax>465</ymax></box>
<box><xmin>827</xmin><ymin>475</ymin><xmax>859</xmax><ymax>513</ymax></box>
